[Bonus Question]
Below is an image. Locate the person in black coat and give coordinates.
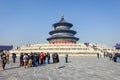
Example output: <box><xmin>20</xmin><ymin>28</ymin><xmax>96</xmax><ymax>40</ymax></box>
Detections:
<box><xmin>20</xmin><ymin>53</ymin><xmax>24</xmax><ymax>66</ymax></box>
<box><xmin>113</xmin><ymin>53</ymin><xmax>117</xmax><ymax>62</ymax></box>
<box><xmin>12</xmin><ymin>53</ymin><xmax>17</xmax><ymax>63</ymax></box>
<box><xmin>46</xmin><ymin>53</ymin><xmax>50</xmax><ymax>64</ymax></box>
<box><xmin>52</xmin><ymin>53</ymin><xmax>59</xmax><ymax>63</ymax></box>
<box><xmin>65</xmin><ymin>54</ymin><xmax>68</xmax><ymax>63</ymax></box>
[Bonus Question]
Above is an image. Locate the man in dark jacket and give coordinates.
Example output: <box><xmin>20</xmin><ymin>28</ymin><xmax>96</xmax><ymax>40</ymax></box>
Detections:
<box><xmin>52</xmin><ymin>53</ymin><xmax>59</xmax><ymax>63</ymax></box>
<box><xmin>12</xmin><ymin>53</ymin><xmax>17</xmax><ymax>63</ymax></box>
<box><xmin>46</xmin><ymin>53</ymin><xmax>50</xmax><ymax>64</ymax></box>
<box><xmin>65</xmin><ymin>54</ymin><xmax>68</xmax><ymax>63</ymax></box>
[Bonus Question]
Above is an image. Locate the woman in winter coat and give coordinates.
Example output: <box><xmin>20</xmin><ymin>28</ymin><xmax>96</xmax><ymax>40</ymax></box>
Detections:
<box><xmin>1</xmin><ymin>52</ymin><xmax>7</xmax><ymax>70</ymax></box>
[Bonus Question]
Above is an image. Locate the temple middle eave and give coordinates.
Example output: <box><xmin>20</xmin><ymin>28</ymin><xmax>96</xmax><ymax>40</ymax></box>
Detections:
<box><xmin>49</xmin><ymin>30</ymin><xmax>77</xmax><ymax>35</ymax></box>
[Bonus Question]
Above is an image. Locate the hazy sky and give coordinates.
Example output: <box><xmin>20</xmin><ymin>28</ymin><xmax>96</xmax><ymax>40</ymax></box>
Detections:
<box><xmin>0</xmin><ymin>0</ymin><xmax>120</xmax><ymax>47</ymax></box>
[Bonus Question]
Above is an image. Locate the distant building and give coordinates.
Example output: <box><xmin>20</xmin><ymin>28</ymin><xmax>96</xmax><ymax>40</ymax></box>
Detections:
<box><xmin>0</xmin><ymin>45</ymin><xmax>13</xmax><ymax>52</ymax></box>
<box><xmin>47</xmin><ymin>15</ymin><xmax>79</xmax><ymax>44</ymax></box>
<box><xmin>115</xmin><ymin>43</ymin><xmax>120</xmax><ymax>50</ymax></box>
<box><xmin>9</xmin><ymin>16</ymin><xmax>117</xmax><ymax>56</ymax></box>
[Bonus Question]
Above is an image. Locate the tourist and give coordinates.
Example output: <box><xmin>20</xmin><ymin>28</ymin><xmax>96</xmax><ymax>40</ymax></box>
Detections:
<box><xmin>20</xmin><ymin>53</ymin><xmax>24</xmax><ymax>66</ymax></box>
<box><xmin>23</xmin><ymin>53</ymin><xmax>29</xmax><ymax>68</ymax></box>
<box><xmin>1</xmin><ymin>52</ymin><xmax>7</xmax><ymax>70</ymax></box>
<box><xmin>39</xmin><ymin>52</ymin><xmax>44</xmax><ymax>64</ymax></box>
<box><xmin>30</xmin><ymin>53</ymin><xmax>34</xmax><ymax>66</ymax></box>
<box><xmin>43</xmin><ymin>53</ymin><xmax>46</xmax><ymax>64</ymax></box>
<box><xmin>28</xmin><ymin>57</ymin><xmax>32</xmax><ymax>67</ymax></box>
<box><xmin>46</xmin><ymin>52</ymin><xmax>50</xmax><ymax>64</ymax></box>
<box><xmin>33</xmin><ymin>53</ymin><xmax>39</xmax><ymax>67</ymax></box>
<box><xmin>103</xmin><ymin>52</ymin><xmax>106</xmax><ymax>58</ymax></box>
<box><xmin>37</xmin><ymin>53</ymin><xmax>40</xmax><ymax>65</ymax></box>
<box><xmin>52</xmin><ymin>53</ymin><xmax>59</xmax><ymax>63</ymax></box>
<box><xmin>6</xmin><ymin>52</ymin><xmax>10</xmax><ymax>64</ymax></box>
<box><xmin>28</xmin><ymin>53</ymin><xmax>33</xmax><ymax>67</ymax></box>
<box><xmin>65</xmin><ymin>54</ymin><xmax>68</xmax><ymax>63</ymax></box>
<box><xmin>113</xmin><ymin>53</ymin><xmax>117</xmax><ymax>62</ymax></box>
<box><xmin>97</xmin><ymin>53</ymin><xmax>100</xmax><ymax>59</ymax></box>
<box><xmin>109</xmin><ymin>54</ymin><xmax>113</xmax><ymax>60</ymax></box>
<box><xmin>12</xmin><ymin>53</ymin><xmax>17</xmax><ymax>63</ymax></box>
<box><xmin>52</xmin><ymin>53</ymin><xmax>55</xmax><ymax>63</ymax></box>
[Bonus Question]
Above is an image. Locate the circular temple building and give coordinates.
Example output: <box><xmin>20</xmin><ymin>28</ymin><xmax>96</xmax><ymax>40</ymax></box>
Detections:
<box><xmin>47</xmin><ymin>15</ymin><xmax>79</xmax><ymax>44</ymax></box>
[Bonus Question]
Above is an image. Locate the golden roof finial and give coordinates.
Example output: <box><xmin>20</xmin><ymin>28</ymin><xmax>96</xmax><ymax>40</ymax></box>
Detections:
<box><xmin>61</xmin><ymin>14</ymin><xmax>64</xmax><ymax>18</ymax></box>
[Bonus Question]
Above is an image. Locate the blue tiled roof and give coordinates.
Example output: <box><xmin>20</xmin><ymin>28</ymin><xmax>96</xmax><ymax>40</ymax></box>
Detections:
<box><xmin>115</xmin><ymin>43</ymin><xmax>120</xmax><ymax>49</ymax></box>
<box><xmin>52</xmin><ymin>18</ymin><xmax>73</xmax><ymax>27</ymax></box>
<box><xmin>0</xmin><ymin>45</ymin><xmax>13</xmax><ymax>50</ymax></box>
<box><xmin>49</xmin><ymin>30</ymin><xmax>76</xmax><ymax>35</ymax></box>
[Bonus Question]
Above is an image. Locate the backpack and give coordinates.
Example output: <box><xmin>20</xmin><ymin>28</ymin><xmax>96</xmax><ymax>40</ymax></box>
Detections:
<box><xmin>23</xmin><ymin>55</ymin><xmax>28</xmax><ymax>61</ymax></box>
<box><xmin>53</xmin><ymin>53</ymin><xmax>57</xmax><ymax>59</ymax></box>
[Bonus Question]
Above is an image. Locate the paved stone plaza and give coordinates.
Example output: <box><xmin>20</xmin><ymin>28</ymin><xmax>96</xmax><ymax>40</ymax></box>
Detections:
<box><xmin>0</xmin><ymin>57</ymin><xmax>120</xmax><ymax>80</ymax></box>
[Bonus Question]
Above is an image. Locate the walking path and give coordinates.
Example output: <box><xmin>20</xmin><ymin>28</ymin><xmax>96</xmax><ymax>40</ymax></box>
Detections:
<box><xmin>0</xmin><ymin>57</ymin><xmax>120</xmax><ymax>80</ymax></box>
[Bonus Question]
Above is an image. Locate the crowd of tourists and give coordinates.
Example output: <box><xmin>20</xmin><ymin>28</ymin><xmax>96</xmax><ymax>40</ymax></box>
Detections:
<box><xmin>19</xmin><ymin>52</ymin><xmax>52</xmax><ymax>68</ymax></box>
<box><xmin>102</xmin><ymin>52</ymin><xmax>120</xmax><ymax>62</ymax></box>
<box><xmin>109</xmin><ymin>53</ymin><xmax>120</xmax><ymax>62</ymax></box>
<box><xmin>0</xmin><ymin>51</ymin><xmax>69</xmax><ymax>70</ymax></box>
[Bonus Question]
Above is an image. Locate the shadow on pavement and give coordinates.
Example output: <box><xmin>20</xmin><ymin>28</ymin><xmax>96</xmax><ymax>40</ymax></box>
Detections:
<box><xmin>58</xmin><ymin>66</ymin><xmax>65</xmax><ymax>69</ymax></box>
<box><xmin>6</xmin><ymin>66</ymin><xmax>20</xmax><ymax>70</ymax></box>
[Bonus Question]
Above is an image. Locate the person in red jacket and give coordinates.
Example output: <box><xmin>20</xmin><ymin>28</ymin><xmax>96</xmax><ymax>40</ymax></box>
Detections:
<box><xmin>39</xmin><ymin>52</ymin><xmax>44</xmax><ymax>64</ymax></box>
